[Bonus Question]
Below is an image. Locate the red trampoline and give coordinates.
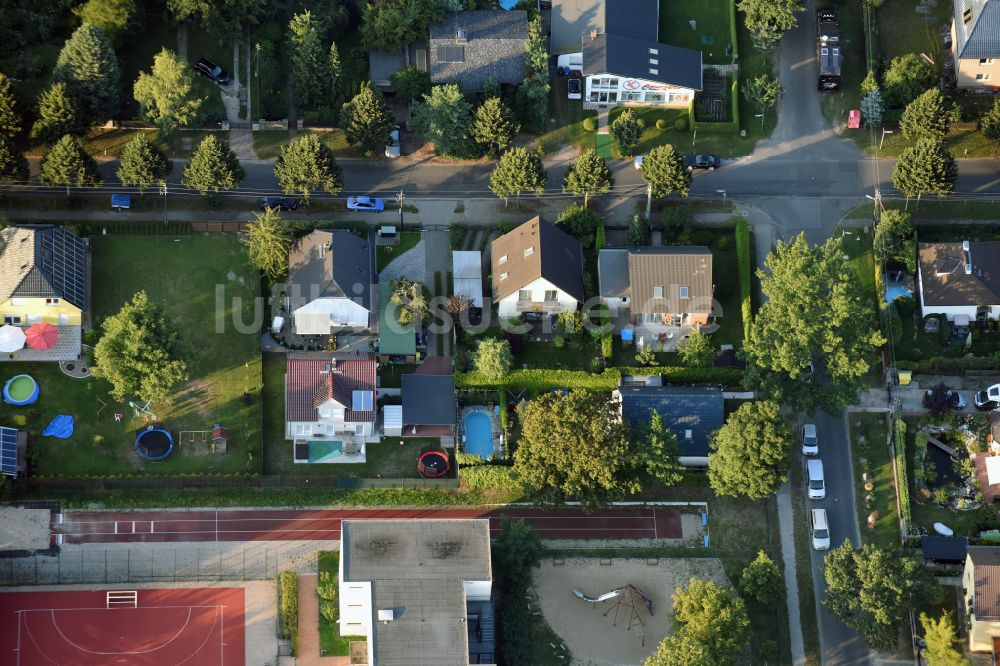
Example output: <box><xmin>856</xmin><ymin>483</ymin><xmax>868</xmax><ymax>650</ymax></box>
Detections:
<box><xmin>0</xmin><ymin>587</ymin><xmax>244</xmax><ymax>666</ymax></box>
<box><xmin>417</xmin><ymin>450</ymin><xmax>451</xmax><ymax>478</ymax></box>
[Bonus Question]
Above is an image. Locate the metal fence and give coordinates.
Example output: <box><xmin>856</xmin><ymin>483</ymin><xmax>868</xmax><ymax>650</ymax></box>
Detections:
<box><xmin>0</xmin><ymin>542</ymin><xmax>325</xmax><ymax>587</ymax></box>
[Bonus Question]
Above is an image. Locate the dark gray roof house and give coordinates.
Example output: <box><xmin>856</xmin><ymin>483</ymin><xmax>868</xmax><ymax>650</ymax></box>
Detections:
<box><xmin>429</xmin><ymin>10</ymin><xmax>529</xmax><ymax>90</ymax></box>
<box><xmin>402</xmin><ymin>358</ymin><xmax>456</xmax><ymax>436</ymax></box>
<box><xmin>286</xmin><ymin>229</ymin><xmax>373</xmax><ymax>333</ymax></box>
<box><xmin>490</xmin><ymin>216</ymin><xmax>585</xmax><ymax>303</ymax></box>
<box><xmin>614</xmin><ymin>384</ymin><xmax>723</xmax><ymax>464</ymax></box>
<box><xmin>0</xmin><ymin>225</ymin><xmax>89</xmax><ymax>309</ymax></box>
<box><xmin>954</xmin><ymin>0</ymin><xmax>1000</xmax><ymax>59</ymax></box>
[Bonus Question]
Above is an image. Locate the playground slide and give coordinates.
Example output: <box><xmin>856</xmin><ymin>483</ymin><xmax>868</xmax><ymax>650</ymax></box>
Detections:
<box><xmin>572</xmin><ymin>587</ymin><xmax>621</xmax><ymax>603</ymax></box>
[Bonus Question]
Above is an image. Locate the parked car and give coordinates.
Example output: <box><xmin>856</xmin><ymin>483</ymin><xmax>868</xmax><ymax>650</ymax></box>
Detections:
<box><xmin>975</xmin><ymin>383</ymin><xmax>1000</xmax><ymax>411</ymax></box>
<box><xmin>807</xmin><ymin>459</ymin><xmax>825</xmax><ymax>500</ymax></box>
<box><xmin>684</xmin><ymin>154</ymin><xmax>721</xmax><ymax>171</ymax></box>
<box><xmin>924</xmin><ymin>384</ymin><xmax>967</xmax><ymax>411</ymax></box>
<box><xmin>556</xmin><ymin>52</ymin><xmax>582</xmax><ymax>76</ymax></box>
<box><xmin>258</xmin><ymin>196</ymin><xmax>299</xmax><ymax>212</ymax></box>
<box><xmin>193</xmin><ymin>58</ymin><xmax>230</xmax><ymax>85</ymax></box>
<box><xmin>347</xmin><ymin>196</ymin><xmax>385</xmax><ymax>212</ymax></box>
<box><xmin>633</xmin><ymin>155</ymin><xmax>644</xmax><ymax>170</ymax></box>
<box><xmin>811</xmin><ymin>509</ymin><xmax>831</xmax><ymax>550</ymax></box>
<box><xmin>802</xmin><ymin>423</ymin><xmax>819</xmax><ymax>456</ymax></box>
<box><xmin>385</xmin><ymin>125</ymin><xmax>401</xmax><ymax>158</ymax></box>
<box><xmin>567</xmin><ymin>78</ymin><xmax>582</xmax><ymax>100</ymax></box>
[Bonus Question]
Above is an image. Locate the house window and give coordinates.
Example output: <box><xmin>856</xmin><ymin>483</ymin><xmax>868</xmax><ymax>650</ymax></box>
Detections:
<box><xmin>319</xmin><ymin>406</ymin><xmax>332</xmax><ymax>418</ymax></box>
<box><xmin>644</xmin><ymin>92</ymin><xmax>665</xmax><ymax>103</ymax></box>
<box><xmin>821</xmin><ymin>48</ymin><xmax>828</xmax><ymax>56</ymax></box>
<box><xmin>10</xmin><ymin>298</ymin><xmax>24</xmax><ymax>306</ymax></box>
<box><xmin>648</xmin><ymin>48</ymin><xmax>658</xmax><ymax>55</ymax></box>
<box><xmin>499</xmin><ymin>254</ymin><xmax>508</xmax><ymax>264</ymax></box>
<box><xmin>981</xmin><ymin>58</ymin><xmax>995</xmax><ymax>66</ymax></box>
<box><xmin>355</xmin><ymin>424</ymin><xmax>365</xmax><ymax>436</ymax></box>
<box><xmin>649</xmin><ymin>59</ymin><xmax>658</xmax><ymax>65</ymax></box>
<box><xmin>976</xmin><ymin>73</ymin><xmax>992</xmax><ymax>81</ymax></box>
<box><xmin>544</xmin><ymin>290</ymin><xmax>557</xmax><ymax>301</ymax></box>
<box><xmin>623</xmin><ymin>92</ymin><xmax>642</xmax><ymax>101</ymax></box>
<box><xmin>294</xmin><ymin>424</ymin><xmax>312</xmax><ymax>436</ymax></box>
<box><xmin>45</xmin><ymin>298</ymin><xmax>60</xmax><ymax>306</ymax></box>
<box><xmin>668</xmin><ymin>93</ymin><xmax>690</xmax><ymax>103</ymax></box>
<box><xmin>679</xmin><ymin>286</ymin><xmax>689</xmax><ymax>298</ymax></box>
<box><xmin>832</xmin><ymin>48</ymin><xmax>839</xmax><ymax>56</ymax></box>
<box><xmin>608</xmin><ymin>78</ymin><xmax>619</xmax><ymax>87</ymax></box>
<box><xmin>648</xmin><ymin>68</ymin><xmax>658</xmax><ymax>76</ymax></box>
<box><xmin>2</xmin><ymin>315</ymin><xmax>21</xmax><ymax>325</ymax></box>
<box><xmin>964</xmin><ymin>8</ymin><xmax>973</xmax><ymax>23</ymax></box>
<box><xmin>524</xmin><ymin>246</ymin><xmax>534</xmax><ymax>257</ymax></box>
<box><xmin>499</xmin><ymin>272</ymin><xmax>508</xmax><ymax>280</ymax></box>
<box><xmin>518</xmin><ymin>289</ymin><xmax>532</xmax><ymax>301</ymax></box>
<box><xmin>653</xmin><ymin>286</ymin><xmax>663</xmax><ymax>298</ymax></box>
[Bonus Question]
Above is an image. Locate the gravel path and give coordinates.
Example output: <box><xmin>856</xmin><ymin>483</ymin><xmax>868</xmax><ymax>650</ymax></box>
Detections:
<box><xmin>378</xmin><ymin>240</ymin><xmax>425</xmax><ymax>282</ymax></box>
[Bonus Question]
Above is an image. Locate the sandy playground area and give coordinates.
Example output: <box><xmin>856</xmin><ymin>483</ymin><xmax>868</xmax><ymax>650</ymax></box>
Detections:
<box><xmin>533</xmin><ymin>557</ymin><xmax>730</xmax><ymax>666</ymax></box>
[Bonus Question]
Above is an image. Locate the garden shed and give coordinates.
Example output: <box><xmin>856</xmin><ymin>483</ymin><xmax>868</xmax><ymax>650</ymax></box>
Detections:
<box><xmin>383</xmin><ymin>405</ymin><xmax>403</xmax><ymax>437</ymax></box>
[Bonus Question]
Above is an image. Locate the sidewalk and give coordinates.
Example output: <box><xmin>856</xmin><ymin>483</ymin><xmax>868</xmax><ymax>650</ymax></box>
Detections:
<box><xmin>296</xmin><ymin>574</ymin><xmax>348</xmax><ymax>666</ymax></box>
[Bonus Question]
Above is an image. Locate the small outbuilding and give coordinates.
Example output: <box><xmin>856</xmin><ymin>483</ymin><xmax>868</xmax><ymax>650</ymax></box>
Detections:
<box><xmin>921</xmin><ymin>535</ymin><xmax>968</xmax><ymax>565</ymax></box>
<box><xmin>211</xmin><ymin>425</ymin><xmax>229</xmax><ymax>454</ymax></box>
<box><xmin>452</xmin><ymin>251</ymin><xmax>483</xmax><ymax>308</ymax></box>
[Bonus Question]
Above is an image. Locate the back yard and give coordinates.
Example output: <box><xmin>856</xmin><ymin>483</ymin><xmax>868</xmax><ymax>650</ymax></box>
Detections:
<box><xmin>0</xmin><ymin>233</ymin><xmax>263</xmax><ymax>478</ymax></box>
<box><xmin>659</xmin><ymin>0</ymin><xmax>736</xmax><ymax>66</ymax></box>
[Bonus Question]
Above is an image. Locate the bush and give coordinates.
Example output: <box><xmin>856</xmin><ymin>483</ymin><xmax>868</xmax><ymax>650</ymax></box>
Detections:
<box><xmin>674</xmin><ymin>117</ymin><xmax>687</xmax><ymax>131</ymax></box>
<box><xmin>734</xmin><ymin>216</ymin><xmax>753</xmax><ymax>342</ymax></box>
<box><xmin>636</xmin><ymin>118</ymin><xmax>646</xmax><ymax>129</ymax></box>
<box><xmin>656</xmin><ymin>118</ymin><xmax>668</xmax><ymax>130</ymax></box>
<box><xmin>601</xmin><ymin>334</ymin><xmax>613</xmax><ymax>358</ymax></box>
<box><xmin>553</xmin><ymin>335</ymin><xmax>565</xmax><ymax>348</ymax></box>
<box><xmin>279</xmin><ymin>571</ymin><xmax>299</xmax><ymax>654</ymax></box>
<box><xmin>455</xmin><ymin>366</ymin><xmax>743</xmax><ymax>392</ymax></box>
<box><xmin>461</xmin><ymin>463</ymin><xmax>523</xmax><ymax>490</ymax></box>
<box><xmin>894</xmin><ymin>295</ymin><xmax>915</xmax><ymax>317</ymax></box>
<box><xmin>894</xmin><ymin>420</ymin><xmax>911</xmax><ymax>524</ymax></box>
<box><xmin>939</xmin><ymin>316</ymin><xmax>951</xmax><ymax>345</ymax></box>
<box><xmin>582</xmin><ymin>117</ymin><xmax>596</xmax><ymax>132</ymax></box>
<box><xmin>12</xmin><ymin>414</ymin><xmax>27</xmax><ymax>427</ymax></box>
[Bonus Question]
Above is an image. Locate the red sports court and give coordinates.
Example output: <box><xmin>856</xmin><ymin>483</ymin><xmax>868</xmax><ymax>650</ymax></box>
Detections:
<box><xmin>0</xmin><ymin>587</ymin><xmax>244</xmax><ymax>665</ymax></box>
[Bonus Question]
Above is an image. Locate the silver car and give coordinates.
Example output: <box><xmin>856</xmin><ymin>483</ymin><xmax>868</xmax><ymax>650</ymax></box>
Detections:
<box><xmin>802</xmin><ymin>423</ymin><xmax>818</xmax><ymax>456</ymax></box>
<box><xmin>385</xmin><ymin>125</ymin><xmax>401</xmax><ymax>158</ymax></box>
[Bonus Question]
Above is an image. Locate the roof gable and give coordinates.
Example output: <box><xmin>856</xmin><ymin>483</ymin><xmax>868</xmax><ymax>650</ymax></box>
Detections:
<box><xmin>0</xmin><ymin>225</ymin><xmax>89</xmax><ymax>308</ymax></box>
<box><xmin>286</xmin><ymin>355</ymin><xmax>377</xmax><ymax>424</ymax></box>
<box><xmin>617</xmin><ymin>385</ymin><xmax>723</xmax><ymax>458</ymax></box>
<box><xmin>490</xmin><ymin>216</ymin><xmax>585</xmax><ymax>302</ymax></box>
<box><xmin>287</xmin><ymin>230</ymin><xmax>372</xmax><ymax>312</ymax></box>
<box><xmin>954</xmin><ymin>0</ymin><xmax>1000</xmax><ymax>59</ymax></box>
<box><xmin>627</xmin><ymin>246</ymin><xmax>713</xmax><ymax>314</ymax></box>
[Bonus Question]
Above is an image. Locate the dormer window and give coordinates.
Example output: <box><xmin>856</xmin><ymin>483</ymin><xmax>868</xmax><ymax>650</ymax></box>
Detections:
<box><xmin>964</xmin><ymin>8</ymin><xmax>973</xmax><ymax>24</ymax></box>
<box><xmin>679</xmin><ymin>287</ymin><xmax>689</xmax><ymax>298</ymax></box>
<box><xmin>653</xmin><ymin>286</ymin><xmax>663</xmax><ymax>298</ymax></box>
<box><xmin>524</xmin><ymin>246</ymin><xmax>534</xmax><ymax>257</ymax></box>
<box><xmin>648</xmin><ymin>48</ymin><xmax>658</xmax><ymax>55</ymax></box>
<box><xmin>499</xmin><ymin>272</ymin><xmax>508</xmax><ymax>280</ymax></box>
<box><xmin>499</xmin><ymin>254</ymin><xmax>508</xmax><ymax>264</ymax></box>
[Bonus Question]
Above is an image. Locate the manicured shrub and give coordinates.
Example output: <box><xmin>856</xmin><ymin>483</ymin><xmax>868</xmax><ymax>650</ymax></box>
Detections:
<box><xmin>656</xmin><ymin>118</ymin><xmax>668</xmax><ymax>130</ymax></box>
<box><xmin>636</xmin><ymin>118</ymin><xmax>646</xmax><ymax>129</ymax></box>
<box><xmin>601</xmin><ymin>335</ymin><xmax>613</xmax><ymax>359</ymax></box>
<box><xmin>894</xmin><ymin>420</ymin><xmax>911</xmax><ymax>524</ymax></box>
<box><xmin>674</xmin><ymin>117</ymin><xmax>687</xmax><ymax>131</ymax></box>
<box><xmin>582</xmin><ymin>117</ymin><xmax>596</xmax><ymax>132</ymax></box>
<box><xmin>734</xmin><ymin>216</ymin><xmax>753</xmax><ymax>342</ymax></box>
<box><xmin>461</xmin><ymin>464</ymin><xmax>523</xmax><ymax>490</ymax></box>
<box><xmin>278</xmin><ymin>571</ymin><xmax>299</xmax><ymax>654</ymax></box>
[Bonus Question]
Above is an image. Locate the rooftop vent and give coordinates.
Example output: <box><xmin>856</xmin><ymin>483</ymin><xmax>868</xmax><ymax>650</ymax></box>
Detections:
<box><xmin>456</xmin><ymin>29</ymin><xmax>467</xmax><ymax>41</ymax></box>
<box><xmin>590</xmin><ymin>30</ymin><xmax>597</xmax><ymax>40</ymax></box>
<box><xmin>378</xmin><ymin>609</ymin><xmax>395</xmax><ymax>622</ymax></box>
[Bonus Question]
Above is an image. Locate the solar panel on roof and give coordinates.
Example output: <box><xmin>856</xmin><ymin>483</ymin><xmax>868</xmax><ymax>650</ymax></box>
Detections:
<box><xmin>0</xmin><ymin>426</ymin><xmax>19</xmax><ymax>476</ymax></box>
<box><xmin>39</xmin><ymin>228</ymin><xmax>88</xmax><ymax>308</ymax></box>
<box><xmin>352</xmin><ymin>390</ymin><xmax>373</xmax><ymax>412</ymax></box>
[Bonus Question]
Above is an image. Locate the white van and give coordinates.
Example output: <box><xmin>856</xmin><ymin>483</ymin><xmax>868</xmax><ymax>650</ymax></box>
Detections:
<box><xmin>811</xmin><ymin>509</ymin><xmax>830</xmax><ymax>550</ymax></box>
<box><xmin>556</xmin><ymin>52</ymin><xmax>583</xmax><ymax>75</ymax></box>
<box><xmin>807</xmin><ymin>459</ymin><xmax>826</xmax><ymax>499</ymax></box>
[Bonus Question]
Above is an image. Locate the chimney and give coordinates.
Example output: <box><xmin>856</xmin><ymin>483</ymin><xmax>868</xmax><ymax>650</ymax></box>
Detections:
<box><xmin>590</xmin><ymin>30</ymin><xmax>598</xmax><ymax>41</ymax></box>
<box><xmin>456</xmin><ymin>29</ymin><xmax>467</xmax><ymax>41</ymax></box>
<box><xmin>964</xmin><ymin>240</ymin><xmax>972</xmax><ymax>275</ymax></box>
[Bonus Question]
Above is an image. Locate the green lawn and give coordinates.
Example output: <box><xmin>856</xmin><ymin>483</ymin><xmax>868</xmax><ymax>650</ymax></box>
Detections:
<box><xmin>530</xmin><ymin>77</ymin><xmax>597</xmax><ymax>156</ymax></box>
<box><xmin>317</xmin><ymin>551</ymin><xmax>365</xmax><ymax>656</ymax></box>
<box><xmin>261</xmin><ymin>354</ymin><xmax>448</xmax><ymax>477</ymax></box>
<box><xmin>115</xmin><ymin>5</ymin><xmax>179</xmax><ymax>120</ymax></box>
<box><xmin>876</xmin><ymin>0</ymin><xmax>952</xmax><ymax>65</ymax></box>
<box><xmin>839</xmin><ymin>227</ymin><xmax>877</xmax><ymax>309</ymax></box>
<box><xmin>252</xmin><ymin>130</ymin><xmax>359</xmax><ymax>160</ymax></box>
<box><xmin>858</xmin><ymin>123</ymin><xmax>1000</xmax><ymax>159</ymax></box>
<box><xmin>659</xmin><ymin>0</ymin><xmax>736</xmax><ymax>66</ymax></box>
<box><xmin>377</xmin><ymin>232</ymin><xmax>421</xmax><ymax>271</ymax></box>
<box><xmin>849</xmin><ymin>413</ymin><xmax>901</xmax><ymax>549</ymax></box>
<box><xmin>2</xmin><ymin>234</ymin><xmax>263</xmax><ymax>478</ymax></box>
<box><xmin>844</xmin><ymin>201</ymin><xmax>1000</xmax><ymax>222</ymax></box>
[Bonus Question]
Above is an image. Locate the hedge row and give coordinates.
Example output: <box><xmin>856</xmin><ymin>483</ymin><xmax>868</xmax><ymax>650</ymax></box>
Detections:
<box><xmin>460</xmin><ymin>464</ymin><xmax>523</xmax><ymax>490</ymax></box>
<box><xmin>893</xmin><ymin>419</ymin><xmax>912</xmax><ymax>526</ymax></box>
<box><xmin>895</xmin><ymin>355</ymin><xmax>1000</xmax><ymax>374</ymax></box>
<box><xmin>278</xmin><ymin>571</ymin><xmax>299</xmax><ymax>655</ymax></box>
<box><xmin>455</xmin><ymin>366</ymin><xmax>744</xmax><ymax>392</ymax></box>
<box><xmin>735</xmin><ymin>216</ymin><xmax>753</xmax><ymax>342</ymax></box>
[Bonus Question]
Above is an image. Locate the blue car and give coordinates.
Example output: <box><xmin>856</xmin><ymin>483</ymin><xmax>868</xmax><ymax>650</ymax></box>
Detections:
<box><xmin>347</xmin><ymin>196</ymin><xmax>385</xmax><ymax>212</ymax></box>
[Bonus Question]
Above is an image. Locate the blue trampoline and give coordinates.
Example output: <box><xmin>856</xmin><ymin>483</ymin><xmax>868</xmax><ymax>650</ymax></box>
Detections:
<box><xmin>3</xmin><ymin>374</ymin><xmax>39</xmax><ymax>406</ymax></box>
<box><xmin>135</xmin><ymin>428</ymin><xmax>174</xmax><ymax>461</ymax></box>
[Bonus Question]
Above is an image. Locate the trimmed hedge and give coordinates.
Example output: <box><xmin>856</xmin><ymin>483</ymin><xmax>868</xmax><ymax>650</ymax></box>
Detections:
<box><xmin>582</xmin><ymin>117</ymin><xmax>597</xmax><ymax>132</ymax></box>
<box><xmin>279</xmin><ymin>570</ymin><xmax>299</xmax><ymax>655</ymax></box>
<box><xmin>455</xmin><ymin>366</ymin><xmax>744</xmax><ymax>392</ymax></box>
<box><xmin>735</xmin><ymin>216</ymin><xmax>753</xmax><ymax>343</ymax></box>
<box><xmin>461</xmin><ymin>464</ymin><xmax>524</xmax><ymax>490</ymax></box>
<box><xmin>893</xmin><ymin>419</ymin><xmax>911</xmax><ymax>525</ymax></box>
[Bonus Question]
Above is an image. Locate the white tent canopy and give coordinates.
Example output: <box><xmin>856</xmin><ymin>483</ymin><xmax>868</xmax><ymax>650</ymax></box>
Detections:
<box><xmin>452</xmin><ymin>251</ymin><xmax>483</xmax><ymax>308</ymax></box>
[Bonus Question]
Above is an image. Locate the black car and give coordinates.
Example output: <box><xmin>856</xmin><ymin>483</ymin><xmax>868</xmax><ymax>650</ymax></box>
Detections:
<box><xmin>684</xmin><ymin>154</ymin><xmax>721</xmax><ymax>171</ymax></box>
<box><xmin>258</xmin><ymin>196</ymin><xmax>299</xmax><ymax>212</ymax></box>
<box><xmin>193</xmin><ymin>58</ymin><xmax>230</xmax><ymax>85</ymax></box>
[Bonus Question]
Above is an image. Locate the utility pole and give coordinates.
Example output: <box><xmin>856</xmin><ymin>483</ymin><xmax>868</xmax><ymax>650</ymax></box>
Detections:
<box><xmin>160</xmin><ymin>181</ymin><xmax>168</xmax><ymax>225</ymax></box>
<box><xmin>397</xmin><ymin>189</ymin><xmax>405</xmax><ymax>231</ymax></box>
<box><xmin>644</xmin><ymin>183</ymin><xmax>652</xmax><ymax>219</ymax></box>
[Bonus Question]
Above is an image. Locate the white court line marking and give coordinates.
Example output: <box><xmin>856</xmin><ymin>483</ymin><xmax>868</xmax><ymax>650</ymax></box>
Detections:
<box><xmin>151</xmin><ymin>521</ymin><xmax>155</xmax><ymax>533</ymax></box>
<box><xmin>113</xmin><ymin>522</ymin><xmax>118</xmax><ymax>534</ymax></box>
<box><xmin>131</xmin><ymin>521</ymin><xmax>135</xmax><ymax>532</ymax></box>
<box><xmin>16</xmin><ymin>610</ymin><xmax>21</xmax><ymax>666</ymax></box>
<box><xmin>57</xmin><ymin>514</ymin><xmax>63</xmax><ymax>524</ymax></box>
<box><xmin>48</xmin><ymin>607</ymin><xmax>194</xmax><ymax>654</ymax></box>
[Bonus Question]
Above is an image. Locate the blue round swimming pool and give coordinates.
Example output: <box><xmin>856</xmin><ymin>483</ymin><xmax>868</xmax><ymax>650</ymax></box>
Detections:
<box><xmin>463</xmin><ymin>411</ymin><xmax>493</xmax><ymax>460</ymax></box>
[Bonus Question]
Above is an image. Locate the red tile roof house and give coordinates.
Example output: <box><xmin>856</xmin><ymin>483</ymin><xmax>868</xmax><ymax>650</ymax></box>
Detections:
<box><xmin>285</xmin><ymin>355</ymin><xmax>378</xmax><ymax>463</ymax></box>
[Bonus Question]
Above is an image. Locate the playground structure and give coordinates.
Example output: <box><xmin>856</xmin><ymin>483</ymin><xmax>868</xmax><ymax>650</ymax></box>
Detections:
<box><xmin>573</xmin><ymin>584</ymin><xmax>654</xmax><ymax>633</ymax></box>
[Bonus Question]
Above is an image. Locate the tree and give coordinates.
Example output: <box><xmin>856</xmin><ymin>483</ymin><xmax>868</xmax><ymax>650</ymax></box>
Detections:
<box><xmin>92</xmin><ymin>290</ymin><xmax>189</xmax><ymax>404</ymax></box>
<box><xmin>742</xmin><ymin>233</ymin><xmax>885</xmax><ymax>412</ymax></box>
<box><xmin>473</xmin><ymin>338</ymin><xmax>513</xmax><ymax>382</ymax></box>
<box><xmin>873</xmin><ymin>209</ymin><xmax>916</xmax><ymax>273</ymax></box>
<box><xmin>492</xmin><ymin>518</ymin><xmax>545</xmax><ymax>666</ymax></box>
<box><xmin>892</xmin><ymin>138</ymin><xmax>957</xmax><ymax>202</ymax></box>
<box><xmin>74</xmin><ymin>0</ymin><xmax>139</xmax><ymax>42</ymax></box>
<box><xmin>328</xmin><ymin>43</ymin><xmax>341</xmax><ymax>96</ymax></box>
<box><xmin>182</xmin><ymin>134</ymin><xmax>245</xmax><ymax>196</ymax></box>
<box><xmin>390</xmin><ymin>66</ymin><xmax>431</xmax><ymax>103</ymax></box>
<box><xmin>740</xmin><ymin>551</ymin><xmax>784</xmax><ymax>607</ymax></box>
<box><xmin>245</xmin><ymin>208</ymin><xmax>293</xmax><ymax>280</ymax></box>
<box><xmin>677</xmin><ymin>329</ymin><xmax>714</xmax><ymax>367</ymax></box>
<box><xmin>823</xmin><ymin>542</ymin><xmax>940</xmax><ymax>651</ymax></box>
<box><xmin>563</xmin><ymin>149</ymin><xmax>614</xmax><ymax>207</ymax></box>
<box><xmin>860</xmin><ymin>88</ymin><xmax>884</xmax><ymax>127</ymax></box>
<box><xmin>39</xmin><ymin>134</ymin><xmax>101</xmax><ymax>197</ymax></box>
<box><xmin>624</xmin><ymin>213</ymin><xmax>650</xmax><ymax>246</ymax></box>
<box><xmin>980</xmin><ymin>98</ymin><xmax>1000</xmax><ymax>157</ymax></box>
<box><xmin>610</xmin><ymin>109</ymin><xmax>642</xmax><ymax>156</ymax></box>
<box><xmin>53</xmin><ymin>23</ymin><xmax>121</xmax><ymax>123</ymax></box>
<box><xmin>641</xmin><ymin>145</ymin><xmax>691</xmax><ymax>199</ymax></box>
<box><xmin>919</xmin><ymin>612</ymin><xmax>969</xmax><ymax>666</ymax></box>
<box><xmin>737</xmin><ymin>0</ymin><xmax>804</xmax><ymax>52</ymax></box>
<box><xmin>900</xmin><ymin>88</ymin><xmax>949</xmax><ymax>142</ymax></box>
<box><xmin>883</xmin><ymin>53</ymin><xmax>933</xmax><ymax>108</ymax></box>
<box><xmin>554</xmin><ymin>202</ymin><xmax>601</xmax><ymax>248</ymax></box>
<box><xmin>0</xmin><ymin>73</ymin><xmax>21</xmax><ymax>138</ymax></box>
<box><xmin>388</xmin><ymin>277</ymin><xmax>429</xmax><ymax>326</ymax></box>
<box><xmin>116</xmin><ymin>133</ymin><xmax>171</xmax><ymax>192</ymax></box>
<box><xmin>167</xmin><ymin>0</ymin><xmax>267</xmax><ymax>43</ymax></box>
<box><xmin>289</xmin><ymin>11</ymin><xmax>329</xmax><ymax>110</ymax></box>
<box><xmin>313</xmin><ymin>0</ymin><xmax>350</xmax><ymax>42</ymax></box>
<box><xmin>641</xmin><ymin>411</ymin><xmax>684</xmax><ymax>487</ymax></box>
<box><xmin>360</xmin><ymin>0</ymin><xmax>445</xmax><ymax>51</ymax></box>
<box><xmin>708</xmin><ymin>400</ymin><xmax>792</xmax><ymax>499</ymax></box>
<box><xmin>30</xmin><ymin>83</ymin><xmax>82</xmax><ymax>145</ymax></box>
<box><xmin>340</xmin><ymin>83</ymin><xmax>397</xmax><ymax>158</ymax></box>
<box><xmin>133</xmin><ymin>49</ymin><xmax>203</xmax><ymax>136</ymax></box>
<box><xmin>490</xmin><ymin>147</ymin><xmax>546</xmax><ymax>204</ymax></box>
<box><xmin>514</xmin><ymin>392</ymin><xmax>642</xmax><ymax>508</ymax></box>
<box><xmin>646</xmin><ymin>578</ymin><xmax>751</xmax><ymax>666</ymax></box>
<box><xmin>274</xmin><ymin>133</ymin><xmax>344</xmax><ymax>200</ymax></box>
<box><xmin>0</xmin><ymin>136</ymin><xmax>29</xmax><ymax>184</ymax></box>
<box><xmin>411</xmin><ymin>83</ymin><xmax>473</xmax><ymax>158</ymax></box>
<box><xmin>742</xmin><ymin>74</ymin><xmax>783</xmax><ymax>113</ymax></box>
<box><xmin>860</xmin><ymin>70</ymin><xmax>880</xmax><ymax>95</ymax></box>
<box><xmin>473</xmin><ymin>97</ymin><xmax>520</xmax><ymax>158</ymax></box>
<box><xmin>515</xmin><ymin>15</ymin><xmax>550</xmax><ymax>132</ymax></box>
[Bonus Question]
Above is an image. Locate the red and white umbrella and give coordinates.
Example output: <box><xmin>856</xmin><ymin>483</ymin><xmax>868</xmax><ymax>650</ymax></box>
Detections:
<box><xmin>25</xmin><ymin>322</ymin><xmax>58</xmax><ymax>350</ymax></box>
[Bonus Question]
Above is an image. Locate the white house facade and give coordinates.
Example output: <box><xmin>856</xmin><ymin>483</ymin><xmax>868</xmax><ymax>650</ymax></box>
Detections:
<box><xmin>496</xmin><ymin>276</ymin><xmax>580</xmax><ymax>318</ymax></box>
<box><xmin>285</xmin><ymin>356</ymin><xmax>378</xmax><ymax>442</ymax></box>
<box><xmin>951</xmin><ymin>0</ymin><xmax>1000</xmax><ymax>89</ymax></box>
<box><xmin>585</xmin><ymin>72</ymin><xmax>694</xmax><ymax>107</ymax></box>
<box><xmin>291</xmin><ymin>298</ymin><xmax>371</xmax><ymax>334</ymax></box>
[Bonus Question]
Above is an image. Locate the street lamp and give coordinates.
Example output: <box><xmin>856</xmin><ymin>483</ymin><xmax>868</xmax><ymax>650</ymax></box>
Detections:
<box><xmin>880</xmin><ymin>128</ymin><xmax>893</xmax><ymax>150</ymax></box>
<box><xmin>160</xmin><ymin>181</ymin><xmax>167</xmax><ymax>225</ymax></box>
<box><xmin>716</xmin><ymin>189</ymin><xmax>726</xmax><ymax>204</ymax></box>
